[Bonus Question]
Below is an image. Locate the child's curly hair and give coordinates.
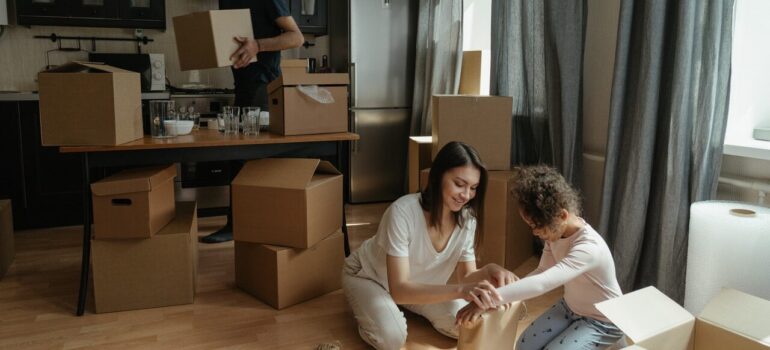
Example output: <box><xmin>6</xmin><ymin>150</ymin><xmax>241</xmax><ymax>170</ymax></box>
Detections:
<box><xmin>513</xmin><ymin>165</ymin><xmax>582</xmax><ymax>229</ymax></box>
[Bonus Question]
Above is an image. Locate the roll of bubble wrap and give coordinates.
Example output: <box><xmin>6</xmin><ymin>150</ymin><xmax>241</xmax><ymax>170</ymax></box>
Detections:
<box><xmin>685</xmin><ymin>201</ymin><xmax>770</xmax><ymax>314</ymax></box>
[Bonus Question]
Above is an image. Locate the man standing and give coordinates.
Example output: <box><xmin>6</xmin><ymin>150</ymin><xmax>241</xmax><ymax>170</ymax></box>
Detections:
<box><xmin>201</xmin><ymin>0</ymin><xmax>303</xmax><ymax>243</ymax></box>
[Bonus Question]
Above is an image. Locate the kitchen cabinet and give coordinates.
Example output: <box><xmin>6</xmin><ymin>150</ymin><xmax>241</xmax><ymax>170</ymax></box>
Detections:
<box><xmin>290</xmin><ymin>0</ymin><xmax>327</xmax><ymax>35</ymax></box>
<box><xmin>14</xmin><ymin>0</ymin><xmax>165</xmax><ymax>29</ymax></box>
<box><xmin>0</xmin><ymin>101</ymin><xmax>84</xmax><ymax>229</ymax></box>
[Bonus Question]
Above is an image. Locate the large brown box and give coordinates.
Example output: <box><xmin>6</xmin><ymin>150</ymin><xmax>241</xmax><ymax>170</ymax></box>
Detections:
<box><xmin>268</xmin><ymin>71</ymin><xmax>349</xmax><ymax>135</ymax></box>
<box><xmin>419</xmin><ymin>169</ymin><xmax>533</xmax><ymax>270</ymax></box>
<box><xmin>408</xmin><ymin>136</ymin><xmax>433</xmax><ymax>193</ymax></box>
<box><xmin>38</xmin><ymin>61</ymin><xmax>142</xmax><ymax>146</ymax></box>
<box><xmin>431</xmin><ymin>95</ymin><xmax>512</xmax><ymax>170</ymax></box>
<box><xmin>232</xmin><ymin>158</ymin><xmax>342</xmax><ymax>248</ymax></box>
<box><xmin>0</xmin><ymin>200</ymin><xmax>14</xmax><ymax>279</ymax></box>
<box><xmin>91</xmin><ymin>165</ymin><xmax>176</xmax><ymax>239</ymax></box>
<box><xmin>172</xmin><ymin>9</ymin><xmax>255</xmax><ymax>71</ymax></box>
<box><xmin>92</xmin><ymin>202</ymin><xmax>198</xmax><ymax>313</ymax></box>
<box><xmin>235</xmin><ymin>230</ymin><xmax>344</xmax><ymax>309</ymax></box>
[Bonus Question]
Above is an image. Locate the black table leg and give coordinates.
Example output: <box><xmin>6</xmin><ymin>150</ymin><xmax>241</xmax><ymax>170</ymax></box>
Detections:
<box><xmin>337</xmin><ymin>141</ymin><xmax>351</xmax><ymax>257</ymax></box>
<box><xmin>76</xmin><ymin>153</ymin><xmax>91</xmax><ymax>316</ymax></box>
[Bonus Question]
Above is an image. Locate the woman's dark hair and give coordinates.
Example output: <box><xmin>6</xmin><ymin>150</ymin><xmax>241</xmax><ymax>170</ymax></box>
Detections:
<box><xmin>420</xmin><ymin>141</ymin><xmax>488</xmax><ymax>248</ymax></box>
<box><xmin>513</xmin><ymin>165</ymin><xmax>582</xmax><ymax>229</ymax></box>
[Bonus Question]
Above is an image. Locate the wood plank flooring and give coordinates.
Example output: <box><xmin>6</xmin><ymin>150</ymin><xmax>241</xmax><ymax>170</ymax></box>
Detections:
<box><xmin>0</xmin><ymin>203</ymin><xmax>561</xmax><ymax>349</ymax></box>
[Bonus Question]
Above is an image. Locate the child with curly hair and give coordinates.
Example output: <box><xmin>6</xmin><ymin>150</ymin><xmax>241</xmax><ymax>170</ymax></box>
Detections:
<box><xmin>456</xmin><ymin>165</ymin><xmax>625</xmax><ymax>350</ymax></box>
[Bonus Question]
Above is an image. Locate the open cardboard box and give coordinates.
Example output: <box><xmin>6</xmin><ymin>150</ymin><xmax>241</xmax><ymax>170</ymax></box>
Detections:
<box><xmin>232</xmin><ymin>158</ymin><xmax>342</xmax><ymax>248</ymax></box>
<box><xmin>596</xmin><ymin>286</ymin><xmax>770</xmax><ymax>350</ymax></box>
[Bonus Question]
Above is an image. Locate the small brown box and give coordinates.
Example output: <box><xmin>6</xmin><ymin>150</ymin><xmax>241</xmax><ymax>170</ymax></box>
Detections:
<box><xmin>92</xmin><ymin>202</ymin><xmax>198</xmax><ymax>313</ymax></box>
<box><xmin>232</xmin><ymin>158</ymin><xmax>342</xmax><ymax>248</ymax></box>
<box><xmin>432</xmin><ymin>95</ymin><xmax>513</xmax><ymax>170</ymax></box>
<box><xmin>0</xmin><ymin>200</ymin><xmax>14</xmax><ymax>279</ymax></box>
<box><xmin>235</xmin><ymin>230</ymin><xmax>344</xmax><ymax>309</ymax></box>
<box><xmin>91</xmin><ymin>165</ymin><xmax>176</xmax><ymax>239</ymax></box>
<box><xmin>38</xmin><ymin>62</ymin><xmax>143</xmax><ymax>146</ymax></box>
<box><xmin>173</xmin><ymin>9</ymin><xmax>255</xmax><ymax>71</ymax></box>
<box><xmin>268</xmin><ymin>71</ymin><xmax>349</xmax><ymax>136</ymax></box>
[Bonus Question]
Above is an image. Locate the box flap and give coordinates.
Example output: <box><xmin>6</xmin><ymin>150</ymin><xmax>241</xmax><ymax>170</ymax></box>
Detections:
<box><xmin>43</xmin><ymin>61</ymin><xmax>135</xmax><ymax>74</ymax></box>
<box><xmin>91</xmin><ymin>164</ymin><xmax>176</xmax><ymax>196</ymax></box>
<box><xmin>281</xmin><ymin>59</ymin><xmax>309</xmax><ymax>68</ymax></box>
<box><xmin>232</xmin><ymin>158</ymin><xmax>321</xmax><ymax>189</ymax></box>
<box><xmin>596</xmin><ymin>287</ymin><xmax>695</xmax><ymax>348</ymax></box>
<box><xmin>697</xmin><ymin>288</ymin><xmax>770</xmax><ymax>346</ymax></box>
<box><xmin>268</xmin><ymin>72</ymin><xmax>349</xmax><ymax>93</ymax></box>
<box><xmin>316</xmin><ymin>160</ymin><xmax>342</xmax><ymax>176</ymax></box>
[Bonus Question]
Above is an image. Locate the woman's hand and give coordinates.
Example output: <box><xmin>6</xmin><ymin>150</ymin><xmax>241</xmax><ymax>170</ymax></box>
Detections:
<box><xmin>485</xmin><ymin>264</ymin><xmax>518</xmax><ymax>288</ymax></box>
<box><xmin>461</xmin><ymin>280</ymin><xmax>502</xmax><ymax>310</ymax></box>
<box><xmin>455</xmin><ymin>302</ymin><xmax>486</xmax><ymax>327</ymax></box>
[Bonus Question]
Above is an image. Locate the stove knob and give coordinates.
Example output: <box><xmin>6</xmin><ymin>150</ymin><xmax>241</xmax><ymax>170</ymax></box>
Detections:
<box><xmin>153</xmin><ymin>60</ymin><xmax>162</xmax><ymax>68</ymax></box>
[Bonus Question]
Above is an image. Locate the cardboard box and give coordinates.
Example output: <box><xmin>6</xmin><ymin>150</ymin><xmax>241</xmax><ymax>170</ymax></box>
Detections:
<box><xmin>458</xmin><ymin>50</ymin><xmax>490</xmax><ymax>95</ymax></box>
<box><xmin>596</xmin><ymin>287</ymin><xmax>770</xmax><ymax>350</ymax></box>
<box><xmin>173</xmin><ymin>9</ymin><xmax>255</xmax><ymax>71</ymax></box>
<box><xmin>235</xmin><ymin>230</ymin><xmax>344</xmax><ymax>309</ymax></box>
<box><xmin>458</xmin><ymin>301</ymin><xmax>524</xmax><ymax>349</ymax></box>
<box><xmin>280</xmin><ymin>59</ymin><xmax>309</xmax><ymax>75</ymax></box>
<box><xmin>92</xmin><ymin>202</ymin><xmax>198</xmax><ymax>313</ymax></box>
<box><xmin>431</xmin><ymin>95</ymin><xmax>512</xmax><ymax>170</ymax></box>
<box><xmin>408</xmin><ymin>136</ymin><xmax>433</xmax><ymax>193</ymax></box>
<box><xmin>38</xmin><ymin>61</ymin><xmax>142</xmax><ymax>146</ymax></box>
<box><xmin>419</xmin><ymin>169</ymin><xmax>533</xmax><ymax>269</ymax></box>
<box><xmin>232</xmin><ymin>158</ymin><xmax>342</xmax><ymax>248</ymax></box>
<box><xmin>91</xmin><ymin>165</ymin><xmax>176</xmax><ymax>239</ymax></box>
<box><xmin>268</xmin><ymin>72</ymin><xmax>349</xmax><ymax>135</ymax></box>
<box><xmin>0</xmin><ymin>200</ymin><xmax>14</xmax><ymax>279</ymax></box>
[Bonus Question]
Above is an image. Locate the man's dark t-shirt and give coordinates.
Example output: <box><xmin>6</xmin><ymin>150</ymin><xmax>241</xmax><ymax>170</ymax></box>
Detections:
<box><xmin>219</xmin><ymin>0</ymin><xmax>291</xmax><ymax>87</ymax></box>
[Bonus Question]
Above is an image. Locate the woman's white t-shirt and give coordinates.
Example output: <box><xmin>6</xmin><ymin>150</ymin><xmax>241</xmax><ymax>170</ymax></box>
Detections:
<box><xmin>354</xmin><ymin>193</ymin><xmax>477</xmax><ymax>291</ymax></box>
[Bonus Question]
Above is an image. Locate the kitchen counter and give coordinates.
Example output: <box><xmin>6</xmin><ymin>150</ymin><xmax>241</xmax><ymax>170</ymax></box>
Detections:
<box><xmin>0</xmin><ymin>91</ymin><xmax>171</xmax><ymax>101</ymax></box>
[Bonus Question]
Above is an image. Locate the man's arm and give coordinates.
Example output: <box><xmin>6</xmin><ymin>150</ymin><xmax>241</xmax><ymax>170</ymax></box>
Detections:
<box><xmin>232</xmin><ymin>16</ymin><xmax>304</xmax><ymax>68</ymax></box>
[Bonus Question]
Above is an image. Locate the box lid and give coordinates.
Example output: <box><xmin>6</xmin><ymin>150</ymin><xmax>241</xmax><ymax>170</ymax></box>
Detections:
<box><xmin>267</xmin><ymin>72</ymin><xmax>349</xmax><ymax>93</ymax></box>
<box><xmin>596</xmin><ymin>287</ymin><xmax>695</xmax><ymax>349</ymax></box>
<box><xmin>91</xmin><ymin>164</ymin><xmax>176</xmax><ymax>196</ymax></box>
<box><xmin>41</xmin><ymin>61</ymin><xmax>136</xmax><ymax>75</ymax></box>
<box><xmin>281</xmin><ymin>59</ymin><xmax>309</xmax><ymax>69</ymax></box>
<box><xmin>697</xmin><ymin>288</ymin><xmax>770</xmax><ymax>346</ymax></box>
<box><xmin>232</xmin><ymin>158</ymin><xmax>341</xmax><ymax>190</ymax></box>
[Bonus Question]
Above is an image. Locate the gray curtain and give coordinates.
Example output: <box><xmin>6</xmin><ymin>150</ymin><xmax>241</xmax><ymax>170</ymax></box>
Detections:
<box><xmin>490</xmin><ymin>0</ymin><xmax>586</xmax><ymax>184</ymax></box>
<box><xmin>410</xmin><ymin>0</ymin><xmax>464</xmax><ymax>136</ymax></box>
<box><xmin>599</xmin><ymin>0</ymin><xmax>734</xmax><ymax>302</ymax></box>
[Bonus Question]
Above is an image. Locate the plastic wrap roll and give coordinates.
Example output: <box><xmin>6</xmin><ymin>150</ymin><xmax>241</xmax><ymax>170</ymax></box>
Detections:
<box><xmin>685</xmin><ymin>201</ymin><xmax>770</xmax><ymax>314</ymax></box>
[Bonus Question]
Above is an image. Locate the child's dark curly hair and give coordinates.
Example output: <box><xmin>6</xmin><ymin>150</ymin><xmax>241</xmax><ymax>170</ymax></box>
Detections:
<box><xmin>513</xmin><ymin>165</ymin><xmax>582</xmax><ymax>229</ymax></box>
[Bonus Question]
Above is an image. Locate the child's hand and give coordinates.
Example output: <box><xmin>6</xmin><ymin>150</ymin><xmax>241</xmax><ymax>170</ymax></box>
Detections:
<box><xmin>485</xmin><ymin>264</ymin><xmax>518</xmax><ymax>287</ymax></box>
<box><xmin>455</xmin><ymin>302</ymin><xmax>486</xmax><ymax>327</ymax></box>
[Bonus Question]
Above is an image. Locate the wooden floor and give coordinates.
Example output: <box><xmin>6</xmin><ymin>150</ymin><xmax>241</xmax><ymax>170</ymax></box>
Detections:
<box><xmin>0</xmin><ymin>203</ymin><xmax>562</xmax><ymax>350</ymax></box>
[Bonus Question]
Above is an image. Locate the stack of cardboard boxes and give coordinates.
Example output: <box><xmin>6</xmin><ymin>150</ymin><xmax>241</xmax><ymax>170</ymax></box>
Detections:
<box><xmin>89</xmin><ymin>165</ymin><xmax>198</xmax><ymax>313</ymax></box>
<box><xmin>422</xmin><ymin>95</ymin><xmax>535</xmax><ymax>272</ymax></box>
<box><xmin>232</xmin><ymin>158</ymin><xmax>345</xmax><ymax>309</ymax></box>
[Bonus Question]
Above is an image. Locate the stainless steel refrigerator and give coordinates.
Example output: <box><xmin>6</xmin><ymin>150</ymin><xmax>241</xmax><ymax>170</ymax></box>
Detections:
<box><xmin>330</xmin><ymin>0</ymin><xmax>417</xmax><ymax>203</ymax></box>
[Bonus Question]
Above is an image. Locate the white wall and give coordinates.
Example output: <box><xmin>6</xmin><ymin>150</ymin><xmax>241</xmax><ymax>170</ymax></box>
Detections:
<box><xmin>0</xmin><ymin>1</ymin><xmax>327</xmax><ymax>91</ymax></box>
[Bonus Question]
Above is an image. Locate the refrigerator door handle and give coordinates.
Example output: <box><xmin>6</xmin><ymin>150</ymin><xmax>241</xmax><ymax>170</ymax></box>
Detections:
<box><xmin>350</xmin><ymin>62</ymin><xmax>356</xmax><ymax>108</ymax></box>
<box><xmin>351</xmin><ymin>111</ymin><xmax>359</xmax><ymax>153</ymax></box>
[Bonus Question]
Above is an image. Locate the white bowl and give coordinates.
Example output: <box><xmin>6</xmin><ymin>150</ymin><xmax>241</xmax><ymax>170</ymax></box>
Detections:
<box><xmin>164</xmin><ymin>120</ymin><xmax>194</xmax><ymax>135</ymax></box>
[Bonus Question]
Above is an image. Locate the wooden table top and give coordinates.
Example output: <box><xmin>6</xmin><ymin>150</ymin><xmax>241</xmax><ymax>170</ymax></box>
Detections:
<box><xmin>60</xmin><ymin>129</ymin><xmax>360</xmax><ymax>153</ymax></box>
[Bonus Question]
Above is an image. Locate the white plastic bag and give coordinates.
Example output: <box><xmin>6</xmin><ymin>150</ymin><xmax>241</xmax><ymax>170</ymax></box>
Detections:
<box><xmin>296</xmin><ymin>84</ymin><xmax>335</xmax><ymax>104</ymax></box>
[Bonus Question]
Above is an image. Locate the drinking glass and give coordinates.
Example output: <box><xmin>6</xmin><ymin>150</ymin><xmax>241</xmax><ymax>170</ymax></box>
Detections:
<box><xmin>242</xmin><ymin>107</ymin><xmax>260</xmax><ymax>136</ymax></box>
<box><xmin>223</xmin><ymin>106</ymin><xmax>240</xmax><ymax>135</ymax></box>
<box><xmin>149</xmin><ymin>100</ymin><xmax>177</xmax><ymax>138</ymax></box>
